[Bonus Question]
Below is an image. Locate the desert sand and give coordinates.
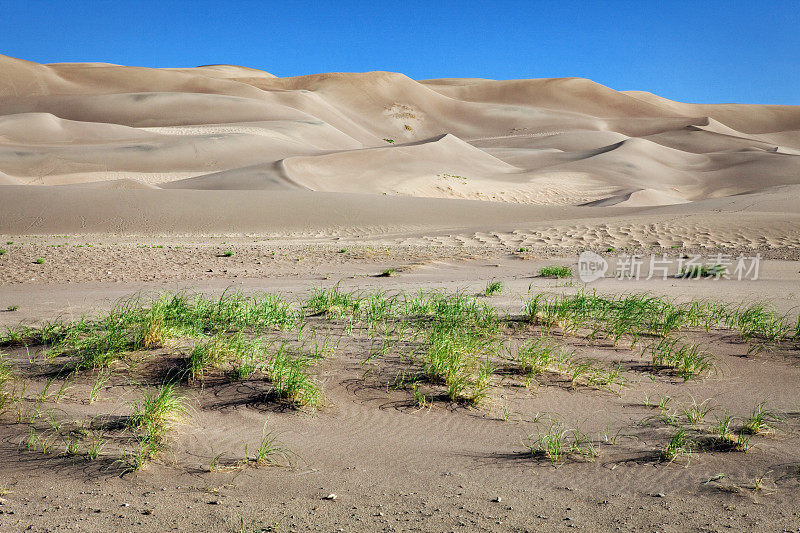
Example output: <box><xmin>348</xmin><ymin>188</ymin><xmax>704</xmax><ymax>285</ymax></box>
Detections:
<box><xmin>0</xmin><ymin>55</ymin><xmax>799</xmax><ymax>532</ymax></box>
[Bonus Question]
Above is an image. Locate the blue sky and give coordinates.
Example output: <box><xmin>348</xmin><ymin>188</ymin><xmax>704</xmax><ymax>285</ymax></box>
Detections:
<box><xmin>2</xmin><ymin>1</ymin><xmax>798</xmax><ymax>104</ymax></box>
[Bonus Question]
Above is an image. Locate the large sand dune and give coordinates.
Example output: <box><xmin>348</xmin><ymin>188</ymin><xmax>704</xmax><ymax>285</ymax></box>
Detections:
<box><xmin>0</xmin><ymin>54</ymin><xmax>798</xmax><ymax>242</ymax></box>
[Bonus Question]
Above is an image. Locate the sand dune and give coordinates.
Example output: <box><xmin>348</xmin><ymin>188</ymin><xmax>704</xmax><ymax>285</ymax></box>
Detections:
<box><xmin>2</xmin><ymin>55</ymin><xmax>799</xmax><ymax>533</ymax></box>
<box><xmin>0</xmin><ymin>54</ymin><xmax>798</xmax><ymax>237</ymax></box>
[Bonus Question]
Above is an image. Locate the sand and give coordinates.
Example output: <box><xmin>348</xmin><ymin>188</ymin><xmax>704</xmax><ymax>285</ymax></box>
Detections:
<box><xmin>1</xmin><ymin>55</ymin><xmax>799</xmax><ymax>532</ymax></box>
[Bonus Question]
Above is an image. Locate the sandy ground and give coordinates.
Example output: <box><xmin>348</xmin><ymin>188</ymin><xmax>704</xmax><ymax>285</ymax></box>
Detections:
<box><xmin>1</xmin><ymin>244</ymin><xmax>799</xmax><ymax>532</ymax></box>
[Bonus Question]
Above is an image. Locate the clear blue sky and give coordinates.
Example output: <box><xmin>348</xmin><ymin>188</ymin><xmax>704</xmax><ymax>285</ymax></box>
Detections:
<box><xmin>2</xmin><ymin>0</ymin><xmax>798</xmax><ymax>104</ymax></box>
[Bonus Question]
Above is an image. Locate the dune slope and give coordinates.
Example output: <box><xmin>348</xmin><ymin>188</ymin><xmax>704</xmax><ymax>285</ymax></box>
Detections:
<box><xmin>0</xmin><ymin>54</ymin><xmax>798</xmax><ymax>238</ymax></box>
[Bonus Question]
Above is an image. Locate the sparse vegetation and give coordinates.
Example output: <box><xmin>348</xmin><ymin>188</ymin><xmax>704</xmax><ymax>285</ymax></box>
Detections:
<box><xmin>662</xmin><ymin>428</ymin><xmax>690</xmax><ymax>462</ymax></box>
<box><xmin>742</xmin><ymin>402</ymin><xmax>782</xmax><ymax>435</ymax></box>
<box><xmin>525</xmin><ymin>419</ymin><xmax>597</xmax><ymax>462</ymax></box>
<box><xmin>245</xmin><ymin>423</ymin><xmax>294</xmax><ymax>466</ymax></box>
<box><xmin>267</xmin><ymin>347</ymin><xmax>322</xmax><ymax>408</ymax></box>
<box><xmin>647</xmin><ymin>338</ymin><xmax>714</xmax><ymax>381</ymax></box>
<box><xmin>483</xmin><ymin>281</ymin><xmax>503</xmax><ymax>296</ymax></box>
<box><xmin>678</xmin><ymin>264</ymin><xmax>727</xmax><ymax>278</ymax></box>
<box><xmin>538</xmin><ymin>266</ymin><xmax>573</xmax><ymax>278</ymax></box>
<box><xmin>0</xmin><ymin>284</ymin><xmax>795</xmax><ymax>487</ymax></box>
<box><xmin>129</xmin><ymin>383</ymin><xmax>188</xmax><ymax>459</ymax></box>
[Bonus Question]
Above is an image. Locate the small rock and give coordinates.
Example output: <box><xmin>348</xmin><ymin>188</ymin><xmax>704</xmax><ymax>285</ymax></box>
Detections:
<box><xmin>122</xmin><ymin>503</ymin><xmax>129</xmax><ymax>507</ymax></box>
<box><xmin>324</xmin><ymin>493</ymin><xmax>337</xmax><ymax>501</ymax></box>
<box><xmin>207</xmin><ymin>500</ymin><xmax>220</xmax><ymax>505</ymax></box>
<box><xmin>492</xmin><ymin>497</ymin><xmax>502</xmax><ymax>503</ymax></box>
<box><xmin>653</xmin><ymin>492</ymin><xmax>666</xmax><ymax>498</ymax></box>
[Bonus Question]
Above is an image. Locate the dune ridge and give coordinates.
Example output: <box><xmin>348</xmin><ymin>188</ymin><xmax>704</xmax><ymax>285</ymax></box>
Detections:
<box><xmin>0</xmin><ymin>54</ymin><xmax>798</xmax><ymax>239</ymax></box>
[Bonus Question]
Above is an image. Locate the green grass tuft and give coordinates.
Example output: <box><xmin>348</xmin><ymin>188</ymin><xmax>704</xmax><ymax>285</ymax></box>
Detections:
<box><xmin>677</xmin><ymin>264</ymin><xmax>727</xmax><ymax>278</ymax></box>
<box><xmin>483</xmin><ymin>281</ymin><xmax>503</xmax><ymax>296</ymax></box>
<box><xmin>662</xmin><ymin>428</ymin><xmax>690</xmax><ymax>462</ymax></box>
<box><xmin>525</xmin><ymin>419</ymin><xmax>597</xmax><ymax>462</ymax></box>
<box><xmin>129</xmin><ymin>383</ymin><xmax>188</xmax><ymax>453</ymax></box>
<box><xmin>538</xmin><ymin>266</ymin><xmax>573</xmax><ymax>278</ymax></box>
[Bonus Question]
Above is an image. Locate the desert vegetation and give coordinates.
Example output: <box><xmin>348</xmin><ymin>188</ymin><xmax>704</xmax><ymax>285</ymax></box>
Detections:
<box><xmin>0</xmin><ymin>285</ymin><xmax>797</xmax><ymax>476</ymax></box>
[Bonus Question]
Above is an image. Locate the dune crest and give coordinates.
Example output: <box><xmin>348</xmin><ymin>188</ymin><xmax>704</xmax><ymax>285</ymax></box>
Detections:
<box><xmin>0</xmin><ymin>54</ymin><xmax>798</xmax><ymax>235</ymax></box>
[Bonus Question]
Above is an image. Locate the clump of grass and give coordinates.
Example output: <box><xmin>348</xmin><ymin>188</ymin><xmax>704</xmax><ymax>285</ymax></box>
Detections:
<box><xmin>0</xmin><ymin>352</ymin><xmax>17</xmax><ymax>414</ymax></box>
<box><xmin>133</xmin><ymin>301</ymin><xmax>170</xmax><ymax>350</ymax></box>
<box><xmin>87</xmin><ymin>430</ymin><xmax>106</xmax><ymax>460</ymax></box>
<box><xmin>411</xmin><ymin>382</ymin><xmax>430</xmax><ymax>409</ymax></box>
<box><xmin>513</xmin><ymin>339</ymin><xmax>623</xmax><ymax>392</ymax></box>
<box><xmin>662</xmin><ymin>428</ymin><xmax>691</xmax><ymax>462</ymax></box>
<box><xmin>741</xmin><ymin>403</ymin><xmax>782</xmax><ymax>435</ymax></box>
<box><xmin>525</xmin><ymin>419</ymin><xmax>597</xmax><ymax>462</ymax></box>
<box><xmin>88</xmin><ymin>369</ymin><xmax>112</xmax><ymax>404</ymax></box>
<box><xmin>471</xmin><ymin>360</ymin><xmax>495</xmax><ymax>405</ymax></box>
<box><xmin>26</xmin><ymin>425</ymin><xmax>38</xmax><ymax>451</ymax></box>
<box><xmin>483</xmin><ymin>281</ymin><xmax>503</xmax><ymax>296</ymax></box>
<box><xmin>379</xmin><ymin>268</ymin><xmax>397</xmax><ymax>277</ymax></box>
<box><xmin>677</xmin><ymin>264</ymin><xmax>727</xmax><ymax>278</ymax></box>
<box><xmin>729</xmin><ymin>303</ymin><xmax>790</xmax><ymax>345</ymax></box>
<box><xmin>34</xmin><ymin>257</ymin><xmax>45</xmax><ymax>264</ymax></box>
<box><xmin>222</xmin><ymin>250</ymin><xmax>234</xmax><ymax>257</ymax></box>
<box><xmin>245</xmin><ymin>423</ymin><xmax>294</xmax><ymax>466</ymax></box>
<box><xmin>404</xmin><ymin>289</ymin><xmax>499</xmax><ymax>332</ymax></box>
<box><xmin>516</xmin><ymin>338</ymin><xmax>557</xmax><ymax>383</ymax></box>
<box><xmin>423</xmin><ymin>327</ymin><xmax>497</xmax><ymax>403</ymax></box>
<box><xmin>711</xmin><ymin>414</ymin><xmax>750</xmax><ymax>451</ymax></box>
<box><xmin>646</xmin><ymin>337</ymin><xmax>714</xmax><ymax>381</ymax></box>
<box><xmin>65</xmin><ymin>435</ymin><xmax>80</xmax><ymax>456</ymax></box>
<box><xmin>538</xmin><ymin>266</ymin><xmax>573</xmax><ymax>278</ymax></box>
<box><xmin>0</xmin><ymin>249</ymin><xmax>6</xmax><ymax>255</ymax></box>
<box><xmin>521</xmin><ymin>291</ymin><xmax>774</xmax><ymax>346</ymax></box>
<box><xmin>1</xmin><ymin>291</ymin><xmax>303</xmax><ymax>368</ymax></box>
<box><xmin>129</xmin><ymin>384</ymin><xmax>188</xmax><ymax>454</ymax></box>
<box><xmin>306</xmin><ymin>285</ymin><xmax>362</xmax><ymax>318</ymax></box>
<box><xmin>76</xmin><ymin>327</ymin><xmax>130</xmax><ymax>368</ymax></box>
<box><xmin>125</xmin><ymin>444</ymin><xmax>150</xmax><ymax>472</ymax></box>
<box><xmin>267</xmin><ymin>347</ymin><xmax>321</xmax><ymax>408</ymax></box>
<box><xmin>682</xmin><ymin>398</ymin><xmax>712</xmax><ymax>426</ymax></box>
<box><xmin>188</xmin><ymin>333</ymin><xmax>267</xmax><ymax>382</ymax></box>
